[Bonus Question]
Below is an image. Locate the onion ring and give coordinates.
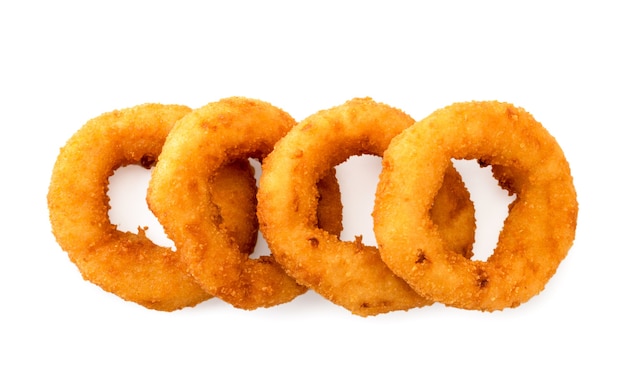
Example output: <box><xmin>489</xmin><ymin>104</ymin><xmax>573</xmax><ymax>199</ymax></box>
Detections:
<box><xmin>48</xmin><ymin>104</ymin><xmax>259</xmax><ymax>311</ymax></box>
<box><xmin>257</xmin><ymin>98</ymin><xmax>476</xmax><ymax>316</ymax></box>
<box><xmin>147</xmin><ymin>97</ymin><xmax>344</xmax><ymax>310</ymax></box>
<box><xmin>374</xmin><ymin>101</ymin><xmax>578</xmax><ymax>311</ymax></box>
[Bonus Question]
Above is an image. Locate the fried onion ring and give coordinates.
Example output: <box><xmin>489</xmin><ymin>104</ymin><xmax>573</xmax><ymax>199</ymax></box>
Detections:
<box><xmin>147</xmin><ymin>97</ymin><xmax>344</xmax><ymax>310</ymax></box>
<box><xmin>374</xmin><ymin>101</ymin><xmax>578</xmax><ymax>311</ymax></box>
<box><xmin>48</xmin><ymin>104</ymin><xmax>259</xmax><ymax>311</ymax></box>
<box><xmin>257</xmin><ymin>98</ymin><xmax>476</xmax><ymax>316</ymax></box>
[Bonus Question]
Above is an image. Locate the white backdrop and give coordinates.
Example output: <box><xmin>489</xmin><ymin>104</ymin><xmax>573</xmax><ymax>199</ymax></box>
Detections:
<box><xmin>1</xmin><ymin>1</ymin><xmax>623</xmax><ymax>379</ymax></box>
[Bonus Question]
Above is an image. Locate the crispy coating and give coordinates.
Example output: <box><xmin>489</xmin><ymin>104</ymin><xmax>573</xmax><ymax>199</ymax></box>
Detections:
<box><xmin>374</xmin><ymin>101</ymin><xmax>578</xmax><ymax>311</ymax></box>
<box><xmin>147</xmin><ymin>97</ymin><xmax>343</xmax><ymax>310</ymax></box>
<box><xmin>48</xmin><ymin>104</ymin><xmax>259</xmax><ymax>311</ymax></box>
<box><xmin>257</xmin><ymin>98</ymin><xmax>476</xmax><ymax>316</ymax></box>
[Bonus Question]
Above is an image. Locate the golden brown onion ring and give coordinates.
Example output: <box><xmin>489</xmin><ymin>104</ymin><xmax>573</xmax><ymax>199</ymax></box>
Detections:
<box><xmin>374</xmin><ymin>101</ymin><xmax>578</xmax><ymax>311</ymax></box>
<box><xmin>257</xmin><ymin>98</ymin><xmax>476</xmax><ymax>316</ymax></box>
<box><xmin>48</xmin><ymin>104</ymin><xmax>259</xmax><ymax>311</ymax></box>
<box><xmin>147</xmin><ymin>97</ymin><xmax>343</xmax><ymax>310</ymax></box>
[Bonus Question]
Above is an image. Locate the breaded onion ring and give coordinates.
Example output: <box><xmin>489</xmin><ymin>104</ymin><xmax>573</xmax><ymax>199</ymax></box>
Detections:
<box><xmin>48</xmin><ymin>104</ymin><xmax>259</xmax><ymax>311</ymax></box>
<box><xmin>374</xmin><ymin>101</ymin><xmax>578</xmax><ymax>311</ymax></box>
<box><xmin>147</xmin><ymin>97</ymin><xmax>343</xmax><ymax>310</ymax></box>
<box><xmin>257</xmin><ymin>98</ymin><xmax>476</xmax><ymax>316</ymax></box>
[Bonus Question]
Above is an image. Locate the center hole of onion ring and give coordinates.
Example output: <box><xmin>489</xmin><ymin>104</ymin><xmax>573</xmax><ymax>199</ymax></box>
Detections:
<box><xmin>336</xmin><ymin>154</ymin><xmax>382</xmax><ymax>246</ymax></box>
<box><xmin>107</xmin><ymin>165</ymin><xmax>176</xmax><ymax>249</ymax></box>
<box><xmin>452</xmin><ymin>159</ymin><xmax>516</xmax><ymax>261</ymax></box>
<box><xmin>248</xmin><ymin>158</ymin><xmax>271</xmax><ymax>259</ymax></box>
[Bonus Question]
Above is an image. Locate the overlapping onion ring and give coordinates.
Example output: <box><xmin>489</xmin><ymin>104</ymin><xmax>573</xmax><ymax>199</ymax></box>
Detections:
<box><xmin>147</xmin><ymin>97</ymin><xmax>343</xmax><ymax>310</ymax></box>
<box><xmin>48</xmin><ymin>104</ymin><xmax>260</xmax><ymax>311</ymax></box>
<box><xmin>257</xmin><ymin>98</ymin><xmax>476</xmax><ymax>316</ymax></box>
<box><xmin>374</xmin><ymin>101</ymin><xmax>578</xmax><ymax>311</ymax></box>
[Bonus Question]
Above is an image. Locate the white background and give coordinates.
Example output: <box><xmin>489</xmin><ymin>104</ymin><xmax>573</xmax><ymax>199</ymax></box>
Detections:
<box><xmin>1</xmin><ymin>1</ymin><xmax>623</xmax><ymax>379</ymax></box>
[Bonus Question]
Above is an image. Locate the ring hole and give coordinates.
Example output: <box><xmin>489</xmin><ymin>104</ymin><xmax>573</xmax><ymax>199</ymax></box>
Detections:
<box><xmin>248</xmin><ymin>158</ymin><xmax>271</xmax><ymax>259</ymax></box>
<box><xmin>107</xmin><ymin>165</ymin><xmax>175</xmax><ymax>249</ymax></box>
<box><xmin>335</xmin><ymin>154</ymin><xmax>382</xmax><ymax>246</ymax></box>
<box><xmin>452</xmin><ymin>159</ymin><xmax>516</xmax><ymax>261</ymax></box>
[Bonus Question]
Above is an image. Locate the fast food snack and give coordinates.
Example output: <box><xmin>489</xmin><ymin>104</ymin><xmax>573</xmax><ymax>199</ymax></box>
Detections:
<box><xmin>147</xmin><ymin>97</ymin><xmax>344</xmax><ymax>310</ymax></box>
<box><xmin>257</xmin><ymin>98</ymin><xmax>476</xmax><ymax>316</ymax></box>
<box><xmin>48</xmin><ymin>103</ymin><xmax>259</xmax><ymax>311</ymax></box>
<box><xmin>49</xmin><ymin>97</ymin><xmax>576</xmax><ymax>315</ymax></box>
<box><xmin>373</xmin><ymin>101</ymin><xmax>578</xmax><ymax>311</ymax></box>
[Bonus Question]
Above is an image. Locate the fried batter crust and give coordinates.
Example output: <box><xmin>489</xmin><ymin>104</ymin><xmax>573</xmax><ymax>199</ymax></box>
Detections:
<box><xmin>258</xmin><ymin>98</ymin><xmax>476</xmax><ymax>316</ymax></box>
<box><xmin>48</xmin><ymin>104</ymin><xmax>259</xmax><ymax>311</ymax></box>
<box><xmin>147</xmin><ymin>97</ymin><xmax>344</xmax><ymax>310</ymax></box>
<box><xmin>374</xmin><ymin>101</ymin><xmax>578</xmax><ymax>311</ymax></box>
